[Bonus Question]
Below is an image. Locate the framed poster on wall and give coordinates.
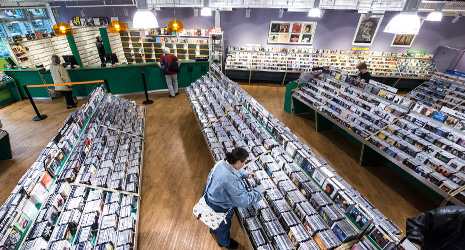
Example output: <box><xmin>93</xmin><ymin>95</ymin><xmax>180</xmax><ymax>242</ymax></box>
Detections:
<box><xmin>352</xmin><ymin>14</ymin><xmax>383</xmax><ymax>46</ymax></box>
<box><xmin>391</xmin><ymin>34</ymin><xmax>417</xmax><ymax>47</ymax></box>
<box><xmin>268</xmin><ymin>21</ymin><xmax>317</xmax><ymax>44</ymax></box>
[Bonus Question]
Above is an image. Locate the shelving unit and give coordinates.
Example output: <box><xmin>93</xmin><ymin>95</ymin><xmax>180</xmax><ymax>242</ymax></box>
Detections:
<box><xmin>107</xmin><ymin>30</ymin><xmax>125</xmax><ymax>64</ymax></box>
<box><xmin>9</xmin><ymin>36</ymin><xmax>71</xmax><ymax>68</ymax></box>
<box><xmin>209</xmin><ymin>32</ymin><xmax>224</xmax><ymax>71</ymax></box>
<box><xmin>120</xmin><ymin>30</ymin><xmax>209</xmax><ymax>64</ymax></box>
<box><xmin>226</xmin><ymin>47</ymin><xmax>437</xmax><ymax>81</ymax></box>
<box><xmin>73</xmin><ymin>27</ymin><xmax>101</xmax><ymax>66</ymax></box>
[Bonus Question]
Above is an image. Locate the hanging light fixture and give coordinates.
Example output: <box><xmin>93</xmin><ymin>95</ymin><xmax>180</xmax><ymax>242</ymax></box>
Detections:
<box><xmin>201</xmin><ymin>0</ymin><xmax>212</xmax><ymax>16</ymax></box>
<box><xmin>308</xmin><ymin>0</ymin><xmax>322</xmax><ymax>18</ymax></box>
<box><xmin>384</xmin><ymin>0</ymin><xmax>421</xmax><ymax>34</ymax></box>
<box><xmin>108</xmin><ymin>0</ymin><xmax>128</xmax><ymax>33</ymax></box>
<box><xmin>426</xmin><ymin>2</ymin><xmax>444</xmax><ymax>22</ymax></box>
<box><xmin>168</xmin><ymin>7</ymin><xmax>184</xmax><ymax>32</ymax></box>
<box><xmin>133</xmin><ymin>0</ymin><xmax>159</xmax><ymax>29</ymax></box>
<box><xmin>0</xmin><ymin>11</ymin><xmax>9</xmax><ymax>19</ymax></box>
<box><xmin>109</xmin><ymin>21</ymin><xmax>128</xmax><ymax>33</ymax></box>
<box><xmin>168</xmin><ymin>20</ymin><xmax>184</xmax><ymax>32</ymax></box>
<box><xmin>53</xmin><ymin>22</ymin><xmax>73</xmax><ymax>36</ymax></box>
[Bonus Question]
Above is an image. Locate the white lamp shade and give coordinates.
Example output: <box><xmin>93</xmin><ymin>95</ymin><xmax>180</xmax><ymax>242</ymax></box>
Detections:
<box><xmin>384</xmin><ymin>13</ymin><xmax>421</xmax><ymax>34</ymax></box>
<box><xmin>308</xmin><ymin>8</ymin><xmax>321</xmax><ymax>17</ymax></box>
<box><xmin>201</xmin><ymin>7</ymin><xmax>212</xmax><ymax>16</ymax></box>
<box><xmin>426</xmin><ymin>12</ymin><xmax>442</xmax><ymax>21</ymax></box>
<box><xmin>133</xmin><ymin>9</ymin><xmax>159</xmax><ymax>29</ymax></box>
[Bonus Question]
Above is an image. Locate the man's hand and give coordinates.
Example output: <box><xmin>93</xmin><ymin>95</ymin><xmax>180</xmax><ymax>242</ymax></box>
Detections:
<box><xmin>413</xmin><ymin>243</ymin><xmax>421</xmax><ymax>250</ymax></box>
<box><xmin>247</xmin><ymin>171</ymin><xmax>255</xmax><ymax>176</ymax></box>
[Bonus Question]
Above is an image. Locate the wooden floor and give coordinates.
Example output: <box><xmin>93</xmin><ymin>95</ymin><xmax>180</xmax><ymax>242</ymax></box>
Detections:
<box><xmin>0</xmin><ymin>83</ymin><xmax>439</xmax><ymax>250</ymax></box>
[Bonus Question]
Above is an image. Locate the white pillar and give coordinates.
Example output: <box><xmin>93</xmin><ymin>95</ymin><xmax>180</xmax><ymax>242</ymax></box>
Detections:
<box><xmin>215</xmin><ymin>9</ymin><xmax>220</xmax><ymax>28</ymax></box>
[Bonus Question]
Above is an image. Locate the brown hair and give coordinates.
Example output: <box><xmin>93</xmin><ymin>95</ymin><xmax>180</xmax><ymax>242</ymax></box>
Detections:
<box><xmin>357</xmin><ymin>62</ymin><xmax>368</xmax><ymax>70</ymax></box>
<box><xmin>51</xmin><ymin>55</ymin><xmax>60</xmax><ymax>65</ymax></box>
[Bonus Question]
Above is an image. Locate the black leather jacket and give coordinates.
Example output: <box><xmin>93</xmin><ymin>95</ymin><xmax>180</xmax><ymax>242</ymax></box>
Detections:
<box><xmin>406</xmin><ymin>206</ymin><xmax>465</xmax><ymax>250</ymax></box>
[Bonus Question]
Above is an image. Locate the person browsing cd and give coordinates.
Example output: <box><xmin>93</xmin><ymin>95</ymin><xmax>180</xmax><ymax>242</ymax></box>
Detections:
<box><xmin>357</xmin><ymin>62</ymin><xmax>371</xmax><ymax>83</ymax></box>
<box><xmin>203</xmin><ymin>147</ymin><xmax>265</xmax><ymax>249</ymax></box>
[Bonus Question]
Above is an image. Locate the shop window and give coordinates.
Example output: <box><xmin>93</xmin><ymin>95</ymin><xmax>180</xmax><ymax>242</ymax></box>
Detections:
<box><xmin>26</xmin><ymin>8</ymin><xmax>47</xmax><ymax>19</ymax></box>
<box><xmin>31</xmin><ymin>20</ymin><xmax>53</xmax><ymax>33</ymax></box>
<box><xmin>3</xmin><ymin>9</ymin><xmax>24</xmax><ymax>19</ymax></box>
<box><xmin>6</xmin><ymin>22</ymin><xmax>33</xmax><ymax>37</ymax></box>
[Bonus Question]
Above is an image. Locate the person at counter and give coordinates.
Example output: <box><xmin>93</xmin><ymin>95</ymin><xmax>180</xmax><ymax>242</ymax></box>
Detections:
<box><xmin>357</xmin><ymin>62</ymin><xmax>371</xmax><ymax>83</ymax></box>
<box><xmin>50</xmin><ymin>55</ymin><xmax>76</xmax><ymax>109</ymax></box>
<box><xmin>95</xmin><ymin>35</ymin><xmax>105</xmax><ymax>64</ymax></box>
<box><xmin>157</xmin><ymin>47</ymin><xmax>181</xmax><ymax>98</ymax></box>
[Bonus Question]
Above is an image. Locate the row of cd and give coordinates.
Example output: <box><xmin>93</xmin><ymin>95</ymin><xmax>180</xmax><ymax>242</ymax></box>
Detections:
<box><xmin>187</xmin><ymin>64</ymin><xmax>410</xmax><ymax>249</ymax></box>
<box><xmin>0</xmin><ymin>84</ymin><xmax>146</xmax><ymax>250</ymax></box>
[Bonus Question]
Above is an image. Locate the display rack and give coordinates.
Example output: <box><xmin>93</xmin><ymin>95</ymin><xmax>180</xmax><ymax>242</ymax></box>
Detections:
<box><xmin>186</xmin><ymin>64</ymin><xmax>404</xmax><ymax>250</ymax></box>
<box><xmin>73</xmin><ymin>27</ymin><xmax>101</xmax><ymax>67</ymax></box>
<box><xmin>107</xmin><ymin>30</ymin><xmax>126</xmax><ymax>64</ymax></box>
<box><xmin>0</xmin><ymin>84</ymin><xmax>146</xmax><ymax>250</ymax></box>
<box><xmin>9</xmin><ymin>36</ymin><xmax>71</xmax><ymax>68</ymax></box>
<box><xmin>291</xmin><ymin>69</ymin><xmax>465</xmax><ymax>206</ymax></box>
<box><xmin>226</xmin><ymin>47</ymin><xmax>437</xmax><ymax>81</ymax></box>
<box><xmin>209</xmin><ymin>32</ymin><xmax>224</xmax><ymax>71</ymax></box>
<box><xmin>120</xmin><ymin>30</ymin><xmax>209</xmax><ymax>64</ymax></box>
<box><xmin>406</xmin><ymin>72</ymin><xmax>465</xmax><ymax>113</ymax></box>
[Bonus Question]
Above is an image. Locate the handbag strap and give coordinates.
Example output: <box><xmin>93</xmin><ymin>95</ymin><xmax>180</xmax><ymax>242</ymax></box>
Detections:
<box><xmin>203</xmin><ymin>161</ymin><xmax>221</xmax><ymax>197</ymax></box>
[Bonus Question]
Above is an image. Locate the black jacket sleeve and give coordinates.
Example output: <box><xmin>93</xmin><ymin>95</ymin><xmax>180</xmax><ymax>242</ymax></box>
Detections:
<box><xmin>406</xmin><ymin>205</ymin><xmax>465</xmax><ymax>250</ymax></box>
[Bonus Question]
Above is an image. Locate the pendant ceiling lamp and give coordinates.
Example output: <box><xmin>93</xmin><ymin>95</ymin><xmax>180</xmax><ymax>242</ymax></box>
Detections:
<box><xmin>53</xmin><ymin>22</ymin><xmax>73</xmax><ymax>36</ymax></box>
<box><xmin>168</xmin><ymin>8</ymin><xmax>183</xmax><ymax>32</ymax></box>
<box><xmin>308</xmin><ymin>0</ymin><xmax>322</xmax><ymax>18</ymax></box>
<box><xmin>168</xmin><ymin>20</ymin><xmax>184</xmax><ymax>32</ymax></box>
<box><xmin>133</xmin><ymin>0</ymin><xmax>159</xmax><ymax>29</ymax></box>
<box><xmin>426</xmin><ymin>3</ymin><xmax>445</xmax><ymax>22</ymax></box>
<box><xmin>384</xmin><ymin>0</ymin><xmax>421</xmax><ymax>34</ymax></box>
<box><xmin>201</xmin><ymin>0</ymin><xmax>212</xmax><ymax>16</ymax></box>
<box><xmin>109</xmin><ymin>20</ymin><xmax>128</xmax><ymax>33</ymax></box>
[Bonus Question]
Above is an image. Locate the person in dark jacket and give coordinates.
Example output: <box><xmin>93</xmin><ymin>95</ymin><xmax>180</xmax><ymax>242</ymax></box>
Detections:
<box><xmin>357</xmin><ymin>62</ymin><xmax>371</xmax><ymax>83</ymax></box>
<box><xmin>95</xmin><ymin>35</ymin><xmax>105</xmax><ymax>64</ymax></box>
<box><xmin>406</xmin><ymin>205</ymin><xmax>465</xmax><ymax>250</ymax></box>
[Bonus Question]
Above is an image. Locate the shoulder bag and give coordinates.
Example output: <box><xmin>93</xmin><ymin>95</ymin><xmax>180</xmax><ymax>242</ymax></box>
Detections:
<box><xmin>193</xmin><ymin>162</ymin><xmax>232</xmax><ymax>230</ymax></box>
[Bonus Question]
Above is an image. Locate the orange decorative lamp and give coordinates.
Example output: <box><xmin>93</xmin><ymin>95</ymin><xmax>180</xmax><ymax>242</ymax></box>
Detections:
<box><xmin>53</xmin><ymin>22</ymin><xmax>73</xmax><ymax>36</ymax></box>
<box><xmin>168</xmin><ymin>19</ymin><xmax>184</xmax><ymax>32</ymax></box>
<box><xmin>109</xmin><ymin>21</ymin><xmax>128</xmax><ymax>33</ymax></box>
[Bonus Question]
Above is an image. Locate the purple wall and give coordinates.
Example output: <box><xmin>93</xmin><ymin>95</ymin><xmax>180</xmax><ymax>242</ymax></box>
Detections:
<box><xmin>56</xmin><ymin>4</ymin><xmax>465</xmax><ymax>55</ymax></box>
<box><xmin>221</xmin><ymin>8</ymin><xmax>465</xmax><ymax>54</ymax></box>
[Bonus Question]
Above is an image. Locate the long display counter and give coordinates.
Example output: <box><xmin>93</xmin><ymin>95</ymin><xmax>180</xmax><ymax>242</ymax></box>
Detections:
<box><xmin>4</xmin><ymin>61</ymin><xmax>209</xmax><ymax>99</ymax></box>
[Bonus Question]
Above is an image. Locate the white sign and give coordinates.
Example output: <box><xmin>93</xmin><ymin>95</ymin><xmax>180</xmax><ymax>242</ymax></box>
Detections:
<box><xmin>441</xmin><ymin>106</ymin><xmax>465</xmax><ymax>120</ymax></box>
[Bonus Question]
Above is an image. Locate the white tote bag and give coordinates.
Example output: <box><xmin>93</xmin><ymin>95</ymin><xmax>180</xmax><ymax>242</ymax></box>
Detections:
<box><xmin>193</xmin><ymin>163</ymin><xmax>232</xmax><ymax>230</ymax></box>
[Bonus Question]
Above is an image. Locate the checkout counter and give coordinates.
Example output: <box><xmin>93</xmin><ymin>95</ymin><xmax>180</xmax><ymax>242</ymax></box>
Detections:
<box><xmin>4</xmin><ymin>60</ymin><xmax>209</xmax><ymax>99</ymax></box>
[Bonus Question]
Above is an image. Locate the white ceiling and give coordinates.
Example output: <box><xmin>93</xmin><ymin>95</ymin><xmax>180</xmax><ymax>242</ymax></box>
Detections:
<box><xmin>0</xmin><ymin>0</ymin><xmax>464</xmax><ymax>15</ymax></box>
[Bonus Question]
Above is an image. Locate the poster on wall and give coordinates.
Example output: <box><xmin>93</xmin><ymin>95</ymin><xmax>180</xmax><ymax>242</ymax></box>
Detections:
<box><xmin>352</xmin><ymin>14</ymin><xmax>383</xmax><ymax>46</ymax></box>
<box><xmin>390</xmin><ymin>18</ymin><xmax>425</xmax><ymax>47</ymax></box>
<box><xmin>268</xmin><ymin>21</ymin><xmax>317</xmax><ymax>44</ymax></box>
<box><xmin>390</xmin><ymin>34</ymin><xmax>417</xmax><ymax>47</ymax></box>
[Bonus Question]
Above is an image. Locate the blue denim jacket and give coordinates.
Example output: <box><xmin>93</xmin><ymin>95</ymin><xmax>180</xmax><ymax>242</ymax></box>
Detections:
<box><xmin>205</xmin><ymin>160</ymin><xmax>264</xmax><ymax>210</ymax></box>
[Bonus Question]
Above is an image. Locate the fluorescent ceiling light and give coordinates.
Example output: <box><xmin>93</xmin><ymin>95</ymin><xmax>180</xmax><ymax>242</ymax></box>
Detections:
<box><xmin>308</xmin><ymin>8</ymin><xmax>321</xmax><ymax>17</ymax></box>
<box><xmin>452</xmin><ymin>13</ymin><xmax>462</xmax><ymax>23</ymax></box>
<box><xmin>201</xmin><ymin>7</ymin><xmax>212</xmax><ymax>16</ymax></box>
<box><xmin>133</xmin><ymin>9</ymin><xmax>158</xmax><ymax>28</ymax></box>
<box><xmin>426</xmin><ymin>11</ymin><xmax>442</xmax><ymax>22</ymax></box>
<box><xmin>384</xmin><ymin>13</ymin><xmax>420</xmax><ymax>34</ymax></box>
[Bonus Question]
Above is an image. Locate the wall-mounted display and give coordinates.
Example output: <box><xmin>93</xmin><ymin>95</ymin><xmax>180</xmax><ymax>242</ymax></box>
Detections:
<box><xmin>268</xmin><ymin>21</ymin><xmax>316</xmax><ymax>45</ymax></box>
<box><xmin>352</xmin><ymin>14</ymin><xmax>383</xmax><ymax>46</ymax></box>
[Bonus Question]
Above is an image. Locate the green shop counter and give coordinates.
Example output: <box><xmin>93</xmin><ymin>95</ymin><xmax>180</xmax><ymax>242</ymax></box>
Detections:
<box><xmin>4</xmin><ymin>61</ymin><xmax>209</xmax><ymax>98</ymax></box>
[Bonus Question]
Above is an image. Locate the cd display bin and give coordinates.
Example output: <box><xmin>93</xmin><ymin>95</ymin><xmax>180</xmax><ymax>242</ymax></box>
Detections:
<box><xmin>186</xmin><ymin>64</ymin><xmax>404</xmax><ymax>250</ymax></box>
<box><xmin>291</xmin><ymin>69</ymin><xmax>465</xmax><ymax>206</ymax></box>
<box><xmin>0</xmin><ymin>84</ymin><xmax>146</xmax><ymax>250</ymax></box>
